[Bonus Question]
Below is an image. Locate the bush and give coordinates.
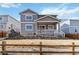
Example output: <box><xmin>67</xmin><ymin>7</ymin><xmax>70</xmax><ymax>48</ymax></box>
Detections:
<box><xmin>8</xmin><ymin>29</ymin><xmax>20</xmax><ymax>38</ymax></box>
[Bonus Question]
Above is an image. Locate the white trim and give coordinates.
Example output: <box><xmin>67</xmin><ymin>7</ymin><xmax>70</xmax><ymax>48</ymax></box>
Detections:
<box><xmin>21</xmin><ymin>22</ymin><xmax>35</xmax><ymax>23</ymax></box>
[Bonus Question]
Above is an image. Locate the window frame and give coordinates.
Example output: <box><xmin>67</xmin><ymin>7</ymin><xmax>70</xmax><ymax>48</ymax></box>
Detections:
<box><xmin>48</xmin><ymin>25</ymin><xmax>54</xmax><ymax>29</ymax></box>
<box><xmin>25</xmin><ymin>24</ymin><xmax>33</xmax><ymax>31</ymax></box>
<box><xmin>21</xmin><ymin>15</ymin><xmax>25</xmax><ymax>20</ymax></box>
<box><xmin>33</xmin><ymin>15</ymin><xmax>37</xmax><ymax>20</ymax></box>
<box><xmin>25</xmin><ymin>15</ymin><xmax>33</xmax><ymax>20</ymax></box>
<box><xmin>0</xmin><ymin>17</ymin><xmax>2</xmax><ymax>20</ymax></box>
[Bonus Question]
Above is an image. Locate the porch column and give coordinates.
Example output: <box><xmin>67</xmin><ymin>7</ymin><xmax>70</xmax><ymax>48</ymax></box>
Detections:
<box><xmin>56</xmin><ymin>23</ymin><xmax>60</xmax><ymax>32</ymax></box>
<box><xmin>35</xmin><ymin>22</ymin><xmax>38</xmax><ymax>35</ymax></box>
<box><xmin>58</xmin><ymin>22</ymin><xmax>60</xmax><ymax>32</ymax></box>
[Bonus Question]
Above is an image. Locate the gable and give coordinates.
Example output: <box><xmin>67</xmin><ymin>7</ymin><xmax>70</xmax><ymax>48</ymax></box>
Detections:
<box><xmin>36</xmin><ymin>16</ymin><xmax>59</xmax><ymax>22</ymax></box>
<box><xmin>19</xmin><ymin>9</ymin><xmax>38</xmax><ymax>15</ymax></box>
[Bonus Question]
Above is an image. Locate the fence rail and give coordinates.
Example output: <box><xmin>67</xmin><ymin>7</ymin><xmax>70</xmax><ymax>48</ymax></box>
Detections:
<box><xmin>0</xmin><ymin>41</ymin><xmax>79</xmax><ymax>55</ymax></box>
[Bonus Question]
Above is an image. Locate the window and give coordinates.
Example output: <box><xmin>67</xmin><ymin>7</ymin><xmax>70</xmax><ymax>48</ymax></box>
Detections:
<box><xmin>25</xmin><ymin>24</ymin><xmax>33</xmax><ymax>31</ymax></box>
<box><xmin>75</xmin><ymin>28</ymin><xmax>77</xmax><ymax>32</ymax></box>
<box><xmin>33</xmin><ymin>15</ymin><xmax>37</xmax><ymax>20</ymax></box>
<box><xmin>26</xmin><ymin>26</ymin><xmax>32</xmax><ymax>29</ymax></box>
<box><xmin>9</xmin><ymin>27</ymin><xmax>10</xmax><ymax>29</ymax></box>
<box><xmin>26</xmin><ymin>16</ymin><xmax>32</xmax><ymax>20</ymax></box>
<box><xmin>0</xmin><ymin>24</ymin><xmax>3</xmax><ymax>28</ymax></box>
<box><xmin>21</xmin><ymin>15</ymin><xmax>25</xmax><ymax>20</ymax></box>
<box><xmin>0</xmin><ymin>18</ymin><xmax>2</xmax><ymax>20</ymax></box>
<box><xmin>11</xmin><ymin>24</ymin><xmax>13</xmax><ymax>29</ymax></box>
<box><xmin>48</xmin><ymin>25</ymin><xmax>54</xmax><ymax>29</ymax></box>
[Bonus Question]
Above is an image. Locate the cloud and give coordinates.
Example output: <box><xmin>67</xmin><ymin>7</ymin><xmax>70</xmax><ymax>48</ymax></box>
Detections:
<box><xmin>40</xmin><ymin>4</ymin><xmax>79</xmax><ymax>19</ymax></box>
<box><xmin>40</xmin><ymin>3</ymin><xmax>68</xmax><ymax>15</ymax></box>
<box><xmin>69</xmin><ymin>17</ymin><xmax>79</xmax><ymax>19</ymax></box>
<box><xmin>0</xmin><ymin>3</ymin><xmax>21</xmax><ymax>8</ymax></box>
<box><xmin>41</xmin><ymin>7</ymin><xmax>79</xmax><ymax>15</ymax></box>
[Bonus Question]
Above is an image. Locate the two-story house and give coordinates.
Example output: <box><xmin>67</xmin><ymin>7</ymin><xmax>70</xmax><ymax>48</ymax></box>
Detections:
<box><xmin>0</xmin><ymin>15</ymin><xmax>20</xmax><ymax>37</ymax></box>
<box><xmin>20</xmin><ymin>9</ymin><xmax>65</xmax><ymax>38</ymax></box>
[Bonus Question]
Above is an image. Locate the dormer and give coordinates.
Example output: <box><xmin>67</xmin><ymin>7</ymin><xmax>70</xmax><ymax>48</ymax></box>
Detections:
<box><xmin>20</xmin><ymin>9</ymin><xmax>38</xmax><ymax>22</ymax></box>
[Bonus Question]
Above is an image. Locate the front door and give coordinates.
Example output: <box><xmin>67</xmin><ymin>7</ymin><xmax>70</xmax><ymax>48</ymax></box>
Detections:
<box><xmin>39</xmin><ymin>25</ymin><xmax>46</xmax><ymax>30</ymax></box>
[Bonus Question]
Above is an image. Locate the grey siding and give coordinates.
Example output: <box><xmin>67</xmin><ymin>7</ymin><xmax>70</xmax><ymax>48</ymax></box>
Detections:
<box><xmin>0</xmin><ymin>15</ymin><xmax>8</xmax><ymax>31</ymax></box>
<box><xmin>0</xmin><ymin>15</ymin><xmax>8</xmax><ymax>23</ymax></box>
<box><xmin>70</xmin><ymin>20</ymin><xmax>79</xmax><ymax>26</ymax></box>
<box><xmin>6</xmin><ymin>16</ymin><xmax>20</xmax><ymax>32</ymax></box>
<box><xmin>21</xmin><ymin>23</ymin><xmax>35</xmax><ymax>36</ymax></box>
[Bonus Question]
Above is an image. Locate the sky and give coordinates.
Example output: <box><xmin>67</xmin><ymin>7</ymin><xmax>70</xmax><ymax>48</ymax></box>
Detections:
<box><xmin>0</xmin><ymin>3</ymin><xmax>79</xmax><ymax>21</ymax></box>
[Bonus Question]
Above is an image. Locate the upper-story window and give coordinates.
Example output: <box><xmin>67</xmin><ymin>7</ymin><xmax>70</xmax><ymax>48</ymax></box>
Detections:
<box><xmin>0</xmin><ymin>17</ymin><xmax>2</xmax><ymax>24</ymax></box>
<box><xmin>26</xmin><ymin>16</ymin><xmax>32</xmax><ymax>19</ymax></box>
<box><xmin>0</xmin><ymin>17</ymin><xmax>2</xmax><ymax>20</ymax></box>
<box><xmin>21</xmin><ymin>14</ymin><xmax>37</xmax><ymax>21</ymax></box>
<box><xmin>21</xmin><ymin>15</ymin><xmax>25</xmax><ymax>20</ymax></box>
<box><xmin>33</xmin><ymin>15</ymin><xmax>37</xmax><ymax>20</ymax></box>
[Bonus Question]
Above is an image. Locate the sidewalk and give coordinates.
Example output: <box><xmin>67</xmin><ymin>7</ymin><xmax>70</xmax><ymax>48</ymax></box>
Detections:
<box><xmin>0</xmin><ymin>37</ymin><xmax>7</xmax><ymax>40</ymax></box>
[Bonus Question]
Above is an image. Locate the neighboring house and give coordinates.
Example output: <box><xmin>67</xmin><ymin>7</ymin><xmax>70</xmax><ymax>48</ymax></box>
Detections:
<box><xmin>20</xmin><ymin>9</ymin><xmax>64</xmax><ymax>37</ymax></box>
<box><xmin>60</xmin><ymin>19</ymin><xmax>79</xmax><ymax>34</ymax></box>
<box><xmin>0</xmin><ymin>15</ymin><xmax>20</xmax><ymax>36</ymax></box>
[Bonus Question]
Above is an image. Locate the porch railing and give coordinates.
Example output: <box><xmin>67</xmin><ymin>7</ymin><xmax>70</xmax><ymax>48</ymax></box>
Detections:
<box><xmin>54</xmin><ymin>30</ymin><xmax>65</xmax><ymax>38</ymax></box>
<box><xmin>37</xmin><ymin>29</ymin><xmax>55</xmax><ymax>35</ymax></box>
<box><xmin>37</xmin><ymin>29</ymin><xmax>65</xmax><ymax>38</ymax></box>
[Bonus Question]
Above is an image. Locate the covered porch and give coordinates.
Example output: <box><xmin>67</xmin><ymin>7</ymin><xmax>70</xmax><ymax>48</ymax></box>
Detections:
<box><xmin>34</xmin><ymin>15</ymin><xmax>65</xmax><ymax>38</ymax></box>
<box><xmin>37</xmin><ymin>22</ymin><xmax>59</xmax><ymax>35</ymax></box>
<box><xmin>35</xmin><ymin>21</ymin><xmax>62</xmax><ymax>37</ymax></box>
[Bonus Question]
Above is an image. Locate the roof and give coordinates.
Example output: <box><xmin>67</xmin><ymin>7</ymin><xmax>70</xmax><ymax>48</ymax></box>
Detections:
<box><xmin>35</xmin><ymin>15</ymin><xmax>59</xmax><ymax>22</ymax></box>
<box><xmin>0</xmin><ymin>15</ymin><xmax>19</xmax><ymax>22</ymax></box>
<box><xmin>19</xmin><ymin>9</ymin><xmax>38</xmax><ymax>15</ymax></box>
<box><xmin>70</xmin><ymin>19</ymin><xmax>79</xmax><ymax>21</ymax></box>
<box><xmin>60</xmin><ymin>19</ymin><xmax>79</xmax><ymax>22</ymax></box>
<box><xmin>38</xmin><ymin>15</ymin><xmax>57</xmax><ymax>18</ymax></box>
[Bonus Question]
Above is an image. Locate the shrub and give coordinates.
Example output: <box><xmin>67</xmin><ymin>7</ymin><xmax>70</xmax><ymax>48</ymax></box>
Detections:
<box><xmin>8</xmin><ymin>29</ymin><xmax>20</xmax><ymax>38</ymax></box>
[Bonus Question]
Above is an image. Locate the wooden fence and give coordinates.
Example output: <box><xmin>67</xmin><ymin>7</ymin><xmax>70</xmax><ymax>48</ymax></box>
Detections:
<box><xmin>65</xmin><ymin>34</ymin><xmax>79</xmax><ymax>39</ymax></box>
<box><xmin>0</xmin><ymin>41</ymin><xmax>79</xmax><ymax>55</ymax></box>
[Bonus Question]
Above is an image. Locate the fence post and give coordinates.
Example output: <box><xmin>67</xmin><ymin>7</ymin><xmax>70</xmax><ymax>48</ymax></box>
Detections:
<box><xmin>72</xmin><ymin>42</ymin><xmax>75</xmax><ymax>55</ymax></box>
<box><xmin>2</xmin><ymin>41</ymin><xmax>7</xmax><ymax>55</ymax></box>
<box><xmin>40</xmin><ymin>42</ymin><xmax>42</xmax><ymax>55</ymax></box>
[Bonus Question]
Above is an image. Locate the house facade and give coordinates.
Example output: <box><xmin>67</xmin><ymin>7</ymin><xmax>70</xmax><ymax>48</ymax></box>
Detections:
<box><xmin>60</xmin><ymin>19</ymin><xmax>79</xmax><ymax>34</ymax></box>
<box><xmin>20</xmin><ymin>9</ymin><xmax>65</xmax><ymax>37</ymax></box>
<box><xmin>0</xmin><ymin>15</ymin><xmax>20</xmax><ymax>37</ymax></box>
